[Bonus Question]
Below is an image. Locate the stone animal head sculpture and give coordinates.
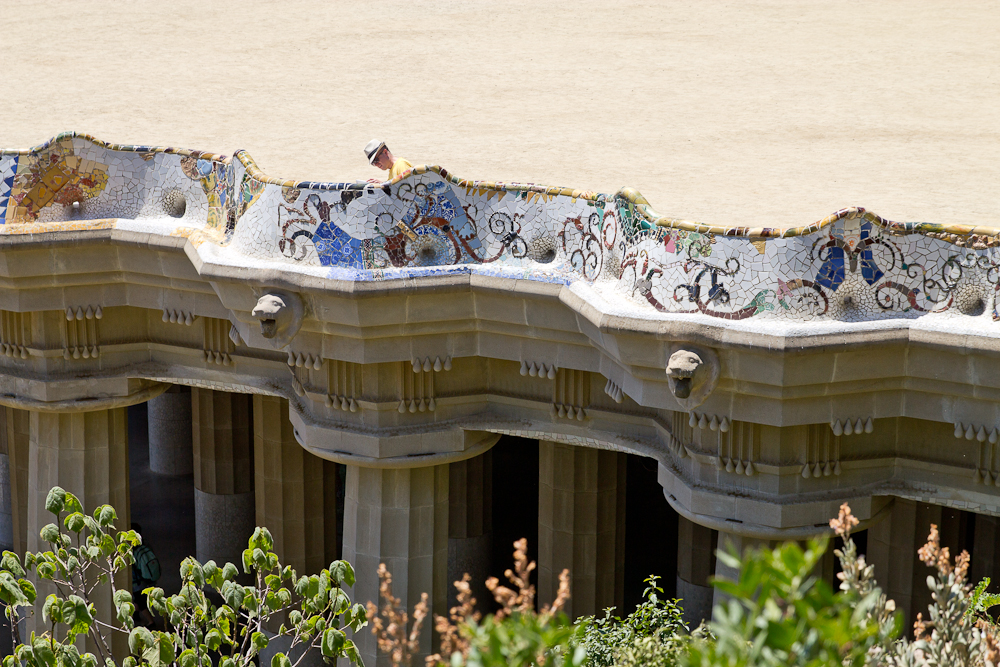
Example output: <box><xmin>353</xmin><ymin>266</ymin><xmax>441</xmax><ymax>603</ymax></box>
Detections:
<box><xmin>666</xmin><ymin>345</ymin><xmax>720</xmax><ymax>410</ymax></box>
<box><xmin>251</xmin><ymin>290</ymin><xmax>304</xmax><ymax>349</ymax></box>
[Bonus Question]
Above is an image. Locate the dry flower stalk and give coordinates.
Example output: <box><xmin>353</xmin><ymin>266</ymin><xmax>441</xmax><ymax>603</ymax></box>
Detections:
<box><xmin>829</xmin><ymin>501</ymin><xmax>859</xmax><ymax>539</ymax></box>
<box><xmin>485</xmin><ymin>538</ymin><xmax>571</xmax><ymax>622</ymax></box>
<box><xmin>426</xmin><ymin>573</ymin><xmax>479</xmax><ymax>667</ymax></box>
<box><xmin>486</xmin><ymin>537</ymin><xmax>537</xmax><ymax>620</ymax></box>
<box><xmin>367</xmin><ymin>562</ymin><xmax>429</xmax><ymax>667</ymax></box>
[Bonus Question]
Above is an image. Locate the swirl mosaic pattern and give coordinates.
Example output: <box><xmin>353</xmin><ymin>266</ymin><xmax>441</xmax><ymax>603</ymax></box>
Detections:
<box><xmin>2</xmin><ymin>133</ymin><xmax>999</xmax><ymax>323</ymax></box>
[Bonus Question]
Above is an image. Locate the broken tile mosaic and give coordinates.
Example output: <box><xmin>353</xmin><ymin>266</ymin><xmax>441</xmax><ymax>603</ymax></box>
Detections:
<box><xmin>3</xmin><ymin>132</ymin><xmax>999</xmax><ymax>325</ymax></box>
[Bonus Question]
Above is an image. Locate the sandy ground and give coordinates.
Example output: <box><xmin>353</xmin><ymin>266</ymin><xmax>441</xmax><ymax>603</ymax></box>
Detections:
<box><xmin>0</xmin><ymin>1</ymin><xmax>997</xmax><ymax>227</ymax></box>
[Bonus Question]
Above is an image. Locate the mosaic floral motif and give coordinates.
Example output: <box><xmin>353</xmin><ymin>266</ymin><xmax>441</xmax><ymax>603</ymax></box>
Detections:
<box><xmin>3</xmin><ymin>133</ymin><xmax>1000</xmax><ymax>324</ymax></box>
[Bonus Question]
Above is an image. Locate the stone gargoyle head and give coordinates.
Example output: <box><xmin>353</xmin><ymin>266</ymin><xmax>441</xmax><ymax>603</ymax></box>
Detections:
<box><xmin>666</xmin><ymin>345</ymin><xmax>720</xmax><ymax>410</ymax></box>
<box><xmin>251</xmin><ymin>290</ymin><xmax>304</xmax><ymax>349</ymax></box>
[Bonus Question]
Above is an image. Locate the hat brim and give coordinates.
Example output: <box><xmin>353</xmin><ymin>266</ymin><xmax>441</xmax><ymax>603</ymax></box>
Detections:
<box><xmin>367</xmin><ymin>142</ymin><xmax>386</xmax><ymax>165</ymax></box>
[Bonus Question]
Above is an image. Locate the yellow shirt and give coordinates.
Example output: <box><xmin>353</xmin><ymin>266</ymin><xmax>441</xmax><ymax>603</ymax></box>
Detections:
<box><xmin>388</xmin><ymin>158</ymin><xmax>414</xmax><ymax>180</ymax></box>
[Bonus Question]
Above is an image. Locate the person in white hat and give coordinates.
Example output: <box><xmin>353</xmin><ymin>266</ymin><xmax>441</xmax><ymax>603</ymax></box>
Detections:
<box><xmin>364</xmin><ymin>139</ymin><xmax>414</xmax><ymax>182</ymax></box>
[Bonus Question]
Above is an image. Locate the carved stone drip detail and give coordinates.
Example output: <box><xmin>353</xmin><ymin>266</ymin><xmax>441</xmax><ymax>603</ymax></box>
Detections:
<box><xmin>971</xmin><ymin>427</ymin><xmax>1000</xmax><ymax>485</ymax></box>
<box><xmin>325</xmin><ymin>359</ymin><xmax>361</xmax><ymax>412</ymax></box>
<box><xmin>1</xmin><ymin>311</ymin><xmax>30</xmax><ymax>359</ymax></box>
<box><xmin>801</xmin><ymin>424</ymin><xmax>841</xmax><ymax>478</ymax></box>
<box><xmin>399</xmin><ymin>361</ymin><xmax>436</xmax><ymax>413</ymax></box>
<box><xmin>63</xmin><ymin>307</ymin><xmax>100</xmax><ymax>359</ymax></box>
<box><xmin>689</xmin><ymin>412</ymin><xmax>730</xmax><ymax>432</ymax></box>
<box><xmin>552</xmin><ymin>368</ymin><xmax>588</xmax><ymax>421</ymax></box>
<box><xmin>161</xmin><ymin>308</ymin><xmax>195</xmax><ymax>325</ymax></box>
<box><xmin>830</xmin><ymin>417</ymin><xmax>873</xmax><ymax>436</ymax></box>
<box><xmin>411</xmin><ymin>356</ymin><xmax>452</xmax><ymax>373</ymax></box>
<box><xmin>202</xmin><ymin>317</ymin><xmax>233</xmax><ymax>366</ymax></box>
<box><xmin>603</xmin><ymin>378</ymin><xmax>624</xmax><ymax>403</ymax></box>
<box><xmin>520</xmin><ymin>360</ymin><xmax>557</xmax><ymax>379</ymax></box>
<box><xmin>714</xmin><ymin>420</ymin><xmax>756</xmax><ymax>476</ymax></box>
<box><xmin>287</xmin><ymin>351</ymin><xmax>323</xmax><ymax>370</ymax></box>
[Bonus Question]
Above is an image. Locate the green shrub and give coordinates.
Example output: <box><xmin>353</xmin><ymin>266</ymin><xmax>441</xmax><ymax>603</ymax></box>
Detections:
<box><xmin>576</xmin><ymin>575</ymin><xmax>685</xmax><ymax>667</ymax></box>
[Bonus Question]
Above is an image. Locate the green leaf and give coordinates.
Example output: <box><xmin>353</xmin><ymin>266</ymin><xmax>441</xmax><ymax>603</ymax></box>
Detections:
<box><xmin>180</xmin><ymin>558</ymin><xmax>205</xmax><ymax>588</ymax></box>
<box><xmin>42</xmin><ymin>594</ymin><xmax>61</xmax><ymax>624</ymax></box>
<box><xmin>343</xmin><ymin>639</ymin><xmax>363</xmax><ymax>667</ymax></box>
<box><xmin>44</xmin><ymin>487</ymin><xmax>67</xmax><ymax>514</ymax></box>
<box><xmin>251</xmin><ymin>631</ymin><xmax>269</xmax><ymax>652</ymax></box>
<box><xmin>36</xmin><ymin>561</ymin><xmax>56</xmax><ymax>579</ymax></box>
<box><xmin>17</xmin><ymin>578</ymin><xmax>35</xmax><ymax>604</ymax></box>
<box><xmin>31</xmin><ymin>638</ymin><xmax>56</xmax><ymax>667</ymax></box>
<box><xmin>205</xmin><ymin>628</ymin><xmax>223</xmax><ymax>651</ymax></box>
<box><xmin>330</xmin><ymin>560</ymin><xmax>355</xmax><ymax>587</ymax></box>
<box><xmin>1</xmin><ymin>551</ymin><xmax>25</xmax><ymax>578</ymax></box>
<box><xmin>158</xmin><ymin>633</ymin><xmax>176</xmax><ymax>665</ymax></box>
<box><xmin>322</xmin><ymin>628</ymin><xmax>346</xmax><ymax>657</ymax></box>
<box><xmin>270</xmin><ymin>653</ymin><xmax>291</xmax><ymax>667</ymax></box>
<box><xmin>97</xmin><ymin>505</ymin><xmax>117</xmax><ymax>527</ymax></box>
<box><xmin>250</xmin><ymin>527</ymin><xmax>274</xmax><ymax>552</ymax></box>
<box><xmin>63</xmin><ymin>492</ymin><xmax>84</xmax><ymax>515</ymax></box>
<box><xmin>39</xmin><ymin>523</ymin><xmax>60</xmax><ymax>544</ymax></box>
<box><xmin>64</xmin><ymin>512</ymin><xmax>86</xmax><ymax>534</ymax></box>
<box><xmin>129</xmin><ymin>626</ymin><xmax>154</xmax><ymax>655</ymax></box>
<box><xmin>242</xmin><ymin>548</ymin><xmax>253</xmax><ymax>574</ymax></box>
<box><xmin>177</xmin><ymin>648</ymin><xmax>196</xmax><ymax>667</ymax></box>
<box><xmin>0</xmin><ymin>572</ymin><xmax>27</xmax><ymax>606</ymax></box>
<box><xmin>222</xmin><ymin>562</ymin><xmax>238</xmax><ymax>581</ymax></box>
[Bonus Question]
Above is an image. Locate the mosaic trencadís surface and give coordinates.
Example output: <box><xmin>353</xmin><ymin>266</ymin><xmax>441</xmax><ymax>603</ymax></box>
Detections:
<box><xmin>3</xmin><ymin>133</ymin><xmax>1000</xmax><ymax>323</ymax></box>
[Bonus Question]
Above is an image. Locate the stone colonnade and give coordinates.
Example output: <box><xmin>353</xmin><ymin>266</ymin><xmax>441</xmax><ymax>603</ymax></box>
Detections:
<box><xmin>6</xmin><ymin>389</ymin><xmax>1000</xmax><ymax>663</ymax></box>
<box><xmin>1</xmin><ymin>407</ymin><xmax>133</xmax><ymax>658</ymax></box>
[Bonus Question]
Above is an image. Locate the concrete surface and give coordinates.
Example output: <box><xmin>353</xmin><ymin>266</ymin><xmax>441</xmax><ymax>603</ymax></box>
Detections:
<box><xmin>0</xmin><ymin>1</ymin><xmax>996</xmax><ymax>227</ymax></box>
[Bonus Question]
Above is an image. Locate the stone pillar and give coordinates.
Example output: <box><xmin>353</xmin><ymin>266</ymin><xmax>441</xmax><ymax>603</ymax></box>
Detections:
<box><xmin>192</xmin><ymin>388</ymin><xmax>255</xmax><ymax>567</ymax></box>
<box><xmin>676</xmin><ymin>517</ymin><xmax>715</xmax><ymax>628</ymax></box>
<box><xmin>537</xmin><ymin>441</ymin><xmax>625</xmax><ymax>619</ymax></box>
<box><xmin>713</xmin><ymin>532</ymin><xmax>772</xmax><ymax>608</ymax></box>
<box><xmin>448</xmin><ymin>450</ymin><xmax>492</xmax><ymax>611</ymax></box>
<box><xmin>26</xmin><ymin>408</ymin><xmax>130</xmax><ymax>658</ymax></box>
<box><xmin>5</xmin><ymin>407</ymin><xmax>29</xmax><ymax>554</ymax></box>
<box><xmin>867</xmin><ymin>498</ymin><xmax>942</xmax><ymax>631</ymax></box>
<box><xmin>342</xmin><ymin>465</ymin><xmax>449</xmax><ymax>667</ymax></box>
<box><xmin>147</xmin><ymin>385</ymin><xmax>193</xmax><ymax>475</ymax></box>
<box><xmin>0</xmin><ymin>409</ymin><xmax>14</xmax><ymax>552</ymax></box>
<box><xmin>253</xmin><ymin>395</ymin><xmax>338</xmax><ymax>575</ymax></box>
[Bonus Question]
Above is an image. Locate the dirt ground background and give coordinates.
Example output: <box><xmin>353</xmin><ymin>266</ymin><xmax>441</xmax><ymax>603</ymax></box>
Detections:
<box><xmin>0</xmin><ymin>1</ymin><xmax>996</xmax><ymax>226</ymax></box>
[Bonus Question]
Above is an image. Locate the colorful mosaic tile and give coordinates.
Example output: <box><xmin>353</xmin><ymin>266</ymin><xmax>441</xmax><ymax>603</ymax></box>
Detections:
<box><xmin>3</xmin><ymin>132</ymin><xmax>1000</xmax><ymax>325</ymax></box>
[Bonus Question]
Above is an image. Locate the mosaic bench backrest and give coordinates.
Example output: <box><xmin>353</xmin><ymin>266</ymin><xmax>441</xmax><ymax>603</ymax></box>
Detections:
<box><xmin>0</xmin><ymin>134</ymin><xmax>227</xmax><ymax>227</ymax></box>
<box><xmin>3</xmin><ymin>133</ymin><xmax>1000</xmax><ymax>323</ymax></box>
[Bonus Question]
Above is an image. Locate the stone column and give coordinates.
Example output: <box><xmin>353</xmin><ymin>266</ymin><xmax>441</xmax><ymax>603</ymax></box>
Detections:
<box><xmin>147</xmin><ymin>385</ymin><xmax>193</xmax><ymax>475</ymax></box>
<box><xmin>5</xmin><ymin>407</ymin><xmax>29</xmax><ymax>554</ymax></box>
<box><xmin>27</xmin><ymin>408</ymin><xmax>130</xmax><ymax>658</ymax></box>
<box><xmin>253</xmin><ymin>395</ymin><xmax>338</xmax><ymax>575</ymax></box>
<box><xmin>448</xmin><ymin>450</ymin><xmax>492</xmax><ymax>611</ymax></box>
<box><xmin>676</xmin><ymin>517</ymin><xmax>715</xmax><ymax>628</ymax></box>
<box><xmin>867</xmin><ymin>498</ymin><xmax>942</xmax><ymax>631</ymax></box>
<box><xmin>713</xmin><ymin>532</ymin><xmax>772</xmax><ymax>608</ymax></box>
<box><xmin>342</xmin><ymin>465</ymin><xmax>449</xmax><ymax>667</ymax></box>
<box><xmin>192</xmin><ymin>388</ymin><xmax>255</xmax><ymax>567</ymax></box>
<box><xmin>0</xmin><ymin>409</ymin><xmax>14</xmax><ymax>552</ymax></box>
<box><xmin>537</xmin><ymin>441</ymin><xmax>625</xmax><ymax>619</ymax></box>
